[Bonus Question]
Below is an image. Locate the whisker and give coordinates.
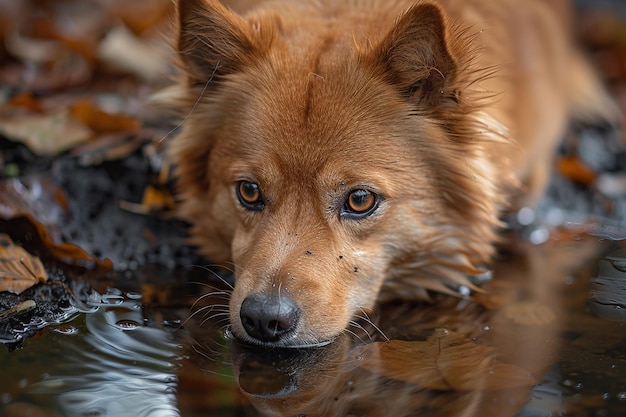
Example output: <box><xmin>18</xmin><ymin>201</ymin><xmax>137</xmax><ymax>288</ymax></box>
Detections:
<box><xmin>200</xmin><ymin>314</ymin><xmax>230</xmax><ymax>328</ymax></box>
<box><xmin>343</xmin><ymin>323</ymin><xmax>368</xmax><ymax>344</ymax></box>
<box><xmin>189</xmin><ymin>264</ymin><xmax>235</xmax><ymax>290</ymax></box>
<box><xmin>356</xmin><ymin>307</ymin><xmax>389</xmax><ymax>342</ymax></box>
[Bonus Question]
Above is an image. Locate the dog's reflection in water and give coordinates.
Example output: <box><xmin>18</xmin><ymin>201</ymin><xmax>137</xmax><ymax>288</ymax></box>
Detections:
<box><xmin>225</xmin><ymin>238</ymin><xmax>606</xmax><ymax>417</ymax></box>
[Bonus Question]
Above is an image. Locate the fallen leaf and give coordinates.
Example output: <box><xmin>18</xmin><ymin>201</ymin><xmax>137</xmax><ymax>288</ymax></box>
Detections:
<box><xmin>0</xmin><ymin>234</ymin><xmax>48</xmax><ymax>295</ymax></box>
<box><xmin>7</xmin><ymin>92</ymin><xmax>44</xmax><ymax>113</ymax></box>
<box><xmin>119</xmin><ymin>184</ymin><xmax>176</xmax><ymax>215</ymax></box>
<box><xmin>0</xmin><ymin>180</ymin><xmax>112</xmax><ymax>272</ymax></box>
<box><xmin>70</xmin><ymin>98</ymin><xmax>141</xmax><ymax>134</ymax></box>
<box><xmin>359</xmin><ymin>329</ymin><xmax>536</xmax><ymax>391</ymax></box>
<box><xmin>70</xmin><ymin>132</ymin><xmax>148</xmax><ymax>166</ymax></box>
<box><xmin>105</xmin><ymin>0</ymin><xmax>172</xmax><ymax>35</ymax></box>
<box><xmin>0</xmin><ymin>300</ymin><xmax>37</xmax><ymax>320</ymax></box>
<box><xmin>557</xmin><ymin>154</ymin><xmax>596</xmax><ymax>185</ymax></box>
<box><xmin>97</xmin><ymin>24</ymin><xmax>172</xmax><ymax>81</ymax></box>
<box><xmin>0</xmin><ymin>111</ymin><xmax>92</xmax><ymax>156</ymax></box>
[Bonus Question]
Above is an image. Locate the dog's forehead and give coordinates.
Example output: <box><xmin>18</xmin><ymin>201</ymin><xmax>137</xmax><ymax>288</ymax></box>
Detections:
<box><xmin>230</xmin><ymin>57</ymin><xmax>408</xmax><ymax>162</ymax></box>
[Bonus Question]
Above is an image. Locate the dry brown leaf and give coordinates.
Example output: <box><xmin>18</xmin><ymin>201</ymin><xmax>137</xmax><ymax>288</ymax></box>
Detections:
<box><xmin>0</xmin><ymin>111</ymin><xmax>92</xmax><ymax>156</ymax></box>
<box><xmin>119</xmin><ymin>185</ymin><xmax>176</xmax><ymax>215</ymax></box>
<box><xmin>0</xmin><ymin>181</ymin><xmax>112</xmax><ymax>272</ymax></box>
<box><xmin>7</xmin><ymin>92</ymin><xmax>44</xmax><ymax>113</ymax></box>
<box><xmin>556</xmin><ymin>154</ymin><xmax>596</xmax><ymax>185</ymax></box>
<box><xmin>70</xmin><ymin>98</ymin><xmax>141</xmax><ymax>134</ymax></box>
<box><xmin>97</xmin><ymin>25</ymin><xmax>172</xmax><ymax>81</ymax></box>
<box><xmin>0</xmin><ymin>234</ymin><xmax>48</xmax><ymax>295</ymax></box>
<box><xmin>359</xmin><ymin>329</ymin><xmax>536</xmax><ymax>391</ymax></box>
<box><xmin>105</xmin><ymin>0</ymin><xmax>172</xmax><ymax>35</ymax></box>
<box><xmin>0</xmin><ymin>300</ymin><xmax>37</xmax><ymax>320</ymax></box>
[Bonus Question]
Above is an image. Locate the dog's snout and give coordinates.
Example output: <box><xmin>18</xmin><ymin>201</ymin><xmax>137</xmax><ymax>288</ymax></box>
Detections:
<box><xmin>240</xmin><ymin>293</ymin><xmax>300</xmax><ymax>343</ymax></box>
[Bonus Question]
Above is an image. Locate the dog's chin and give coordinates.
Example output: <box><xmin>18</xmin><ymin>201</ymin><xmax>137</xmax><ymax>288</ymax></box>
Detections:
<box><xmin>224</xmin><ymin>326</ymin><xmax>336</xmax><ymax>349</ymax></box>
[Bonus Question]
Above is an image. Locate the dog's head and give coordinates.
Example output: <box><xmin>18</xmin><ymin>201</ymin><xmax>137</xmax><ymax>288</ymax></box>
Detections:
<box><xmin>170</xmin><ymin>0</ymin><xmax>508</xmax><ymax>347</ymax></box>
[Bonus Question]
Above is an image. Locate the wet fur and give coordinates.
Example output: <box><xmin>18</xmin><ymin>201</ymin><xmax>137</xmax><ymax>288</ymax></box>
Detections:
<box><xmin>168</xmin><ymin>0</ymin><xmax>616</xmax><ymax>346</ymax></box>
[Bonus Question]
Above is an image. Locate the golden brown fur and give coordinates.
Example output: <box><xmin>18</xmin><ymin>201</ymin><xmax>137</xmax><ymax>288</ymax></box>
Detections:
<box><xmin>168</xmin><ymin>0</ymin><xmax>616</xmax><ymax>346</ymax></box>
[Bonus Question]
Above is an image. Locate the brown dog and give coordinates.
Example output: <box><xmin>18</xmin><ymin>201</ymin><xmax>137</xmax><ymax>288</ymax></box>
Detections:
<box><xmin>168</xmin><ymin>0</ymin><xmax>616</xmax><ymax>347</ymax></box>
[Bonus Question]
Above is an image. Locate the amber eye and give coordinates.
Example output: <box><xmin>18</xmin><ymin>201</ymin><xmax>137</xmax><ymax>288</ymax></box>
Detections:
<box><xmin>342</xmin><ymin>189</ymin><xmax>379</xmax><ymax>219</ymax></box>
<box><xmin>236</xmin><ymin>181</ymin><xmax>264</xmax><ymax>210</ymax></box>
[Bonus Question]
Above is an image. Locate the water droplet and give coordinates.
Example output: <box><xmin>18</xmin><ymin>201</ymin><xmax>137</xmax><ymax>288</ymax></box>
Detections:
<box><xmin>0</xmin><ymin>392</ymin><xmax>12</xmax><ymax>405</ymax></box>
<box><xmin>100</xmin><ymin>295</ymin><xmax>124</xmax><ymax>305</ymax></box>
<box><xmin>482</xmin><ymin>325</ymin><xmax>491</xmax><ymax>332</ymax></box>
<box><xmin>54</xmin><ymin>325</ymin><xmax>79</xmax><ymax>335</ymax></box>
<box><xmin>617</xmin><ymin>392</ymin><xmax>626</xmax><ymax>401</ymax></box>
<box><xmin>115</xmin><ymin>320</ymin><xmax>140</xmax><ymax>330</ymax></box>
<box><xmin>612</xmin><ymin>260</ymin><xmax>626</xmax><ymax>273</ymax></box>
<box><xmin>106</xmin><ymin>287</ymin><xmax>123</xmax><ymax>296</ymax></box>
<box><xmin>602</xmin><ymin>392</ymin><xmax>610</xmax><ymax>400</ymax></box>
<box><xmin>561</xmin><ymin>379</ymin><xmax>574</xmax><ymax>388</ymax></box>
<box><xmin>126</xmin><ymin>292</ymin><xmax>142</xmax><ymax>300</ymax></box>
<box><xmin>517</xmin><ymin>207</ymin><xmax>535</xmax><ymax>226</ymax></box>
<box><xmin>529</xmin><ymin>226</ymin><xmax>550</xmax><ymax>245</ymax></box>
<box><xmin>458</xmin><ymin>285</ymin><xmax>471</xmax><ymax>296</ymax></box>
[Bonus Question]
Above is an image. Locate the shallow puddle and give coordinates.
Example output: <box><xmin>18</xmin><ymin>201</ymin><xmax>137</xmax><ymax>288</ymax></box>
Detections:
<box><xmin>1</xmin><ymin>235</ymin><xmax>625</xmax><ymax>417</ymax></box>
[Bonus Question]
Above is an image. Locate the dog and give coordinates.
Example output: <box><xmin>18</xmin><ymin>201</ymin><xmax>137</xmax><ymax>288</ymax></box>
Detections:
<box><xmin>168</xmin><ymin>0</ymin><xmax>617</xmax><ymax>347</ymax></box>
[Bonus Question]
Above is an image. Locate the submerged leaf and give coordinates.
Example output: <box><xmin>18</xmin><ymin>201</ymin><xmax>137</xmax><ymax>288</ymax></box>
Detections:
<box><xmin>359</xmin><ymin>329</ymin><xmax>536</xmax><ymax>391</ymax></box>
<box><xmin>0</xmin><ymin>234</ymin><xmax>48</xmax><ymax>295</ymax></box>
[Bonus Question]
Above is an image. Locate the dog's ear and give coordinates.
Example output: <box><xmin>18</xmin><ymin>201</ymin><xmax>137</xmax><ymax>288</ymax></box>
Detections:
<box><xmin>372</xmin><ymin>3</ymin><xmax>459</xmax><ymax>107</ymax></box>
<box><xmin>177</xmin><ymin>0</ymin><xmax>256</xmax><ymax>86</ymax></box>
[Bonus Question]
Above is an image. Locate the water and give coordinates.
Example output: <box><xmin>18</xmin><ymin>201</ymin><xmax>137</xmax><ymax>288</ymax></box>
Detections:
<box><xmin>1</xmin><ymin>236</ymin><xmax>625</xmax><ymax>417</ymax></box>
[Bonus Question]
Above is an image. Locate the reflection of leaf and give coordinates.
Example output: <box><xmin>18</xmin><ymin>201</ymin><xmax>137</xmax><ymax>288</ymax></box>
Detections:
<box><xmin>0</xmin><ymin>234</ymin><xmax>48</xmax><ymax>295</ymax></box>
<box><xmin>359</xmin><ymin>329</ymin><xmax>536</xmax><ymax>391</ymax></box>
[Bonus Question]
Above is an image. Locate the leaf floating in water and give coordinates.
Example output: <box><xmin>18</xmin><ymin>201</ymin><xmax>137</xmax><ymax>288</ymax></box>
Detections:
<box><xmin>0</xmin><ymin>234</ymin><xmax>48</xmax><ymax>295</ymax></box>
<box><xmin>359</xmin><ymin>328</ymin><xmax>536</xmax><ymax>391</ymax></box>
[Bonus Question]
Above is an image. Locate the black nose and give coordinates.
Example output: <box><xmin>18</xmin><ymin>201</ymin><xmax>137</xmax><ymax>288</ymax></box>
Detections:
<box><xmin>239</xmin><ymin>293</ymin><xmax>300</xmax><ymax>343</ymax></box>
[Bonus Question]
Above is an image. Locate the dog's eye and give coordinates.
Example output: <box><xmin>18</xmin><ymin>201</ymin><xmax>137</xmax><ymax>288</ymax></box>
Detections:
<box><xmin>236</xmin><ymin>181</ymin><xmax>264</xmax><ymax>210</ymax></box>
<box><xmin>342</xmin><ymin>189</ymin><xmax>379</xmax><ymax>219</ymax></box>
